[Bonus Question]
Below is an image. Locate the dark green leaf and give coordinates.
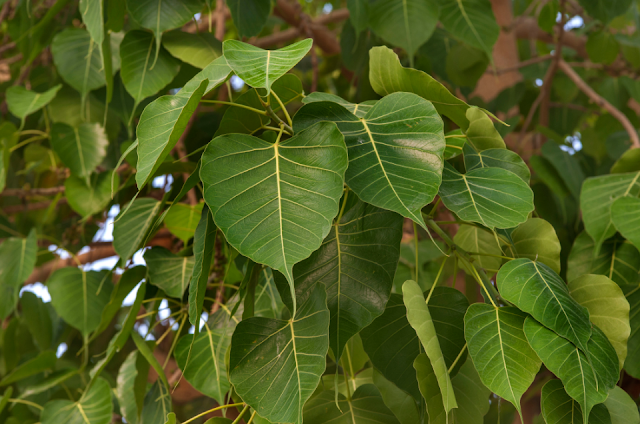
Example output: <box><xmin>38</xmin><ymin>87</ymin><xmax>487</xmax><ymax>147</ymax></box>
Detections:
<box><xmin>587</xmin><ymin>325</ymin><xmax>620</xmax><ymax>393</ymax></box>
<box><xmin>144</xmin><ymin>247</ymin><xmax>194</xmax><ymax>298</ymax></box>
<box><xmin>621</xmin><ymin>284</ymin><xmax>640</xmax><ymax>378</ymax></box>
<box><xmin>611</xmin><ymin>196</ymin><xmax>640</xmax><ymax>251</ymax></box>
<box><xmin>542</xmin><ymin>141</ymin><xmax>585</xmax><ymax>200</ymax></box>
<box><xmin>0</xmin><ymin>230</ymin><xmax>37</xmax><ymax>319</ymax></box>
<box><xmin>188</xmin><ymin>206</ymin><xmax>216</xmax><ymax>325</ymax></box>
<box><xmin>113</xmin><ymin>198</ymin><xmax>162</xmax><ymax>263</ymax></box>
<box><xmin>226</xmin><ymin>0</ymin><xmax>271</xmax><ymax>37</ymax></box>
<box><xmin>0</xmin><ymin>350</ymin><xmax>56</xmax><ymax>386</ymax></box>
<box><xmin>140</xmin><ymin>380</ymin><xmax>172</xmax><ymax>424</ymax></box>
<box><xmin>162</xmin><ymin>30</ymin><xmax>221</xmax><ymax>69</ymax></box>
<box><xmin>587</xmin><ymin>31</ymin><xmax>620</xmax><ymax>65</ymax></box>
<box><xmin>347</xmin><ymin>0</ymin><xmax>369</xmax><ymax>33</ymax></box>
<box><xmin>20</xmin><ymin>292</ymin><xmax>52</xmax><ymax>350</ymax></box>
<box><xmin>541</xmin><ymin>379</ymin><xmax>611</xmax><ymax>424</ymax></box>
<box><xmin>577</xmin><ymin>0</ymin><xmax>632</xmax><ymax>24</ymax></box>
<box><xmin>436</xmin><ymin>0</ymin><xmax>499</xmax><ymax>59</ymax></box>
<box><xmin>51</xmin><ymin>122</ymin><xmax>108</xmax><ymax>180</ymax></box>
<box><xmin>41</xmin><ymin>377</ymin><xmax>113</xmax><ymax>424</ymax></box>
<box><xmin>301</xmin><ymin>92</ymin><xmax>374</xmax><ymax>118</ymax></box>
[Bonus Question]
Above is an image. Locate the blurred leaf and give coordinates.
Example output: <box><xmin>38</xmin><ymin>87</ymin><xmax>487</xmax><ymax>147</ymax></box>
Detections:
<box><xmin>144</xmin><ymin>247</ymin><xmax>194</xmax><ymax>298</ymax></box>
<box><xmin>140</xmin><ymin>380</ymin><xmax>172</xmax><ymax>424</ymax></box>
<box><xmin>587</xmin><ymin>31</ymin><xmax>620</xmax><ymax>65</ymax></box>
<box><xmin>611</xmin><ymin>148</ymin><xmax>640</xmax><ymax>174</ymax></box>
<box><xmin>611</xmin><ymin>196</ymin><xmax>640</xmax><ymax>251</ymax></box>
<box><xmin>41</xmin><ymin>377</ymin><xmax>112</xmax><ymax>424</ymax></box>
<box><xmin>604</xmin><ymin>386</ymin><xmax>640</xmax><ymax>424</ymax></box>
<box><xmin>188</xmin><ymin>206</ymin><xmax>216</xmax><ymax>325</ymax></box>
<box><xmin>51</xmin><ymin>122</ymin><xmax>109</xmax><ymax>180</ymax></box>
<box><xmin>163</xmin><ymin>202</ymin><xmax>204</xmax><ymax>243</ymax></box>
<box><xmin>117</xmin><ymin>351</ymin><xmax>149</xmax><ymax>424</ymax></box>
<box><xmin>540</xmin><ymin>379</ymin><xmax>611</xmax><ymax>424</ymax></box>
<box><xmin>6</xmin><ymin>84</ymin><xmax>61</xmax><ymax>126</ymax></box>
<box><xmin>65</xmin><ymin>171</ymin><xmax>117</xmax><ymax>218</ymax></box>
<box><xmin>437</xmin><ymin>0</ymin><xmax>499</xmax><ymax>59</ymax></box>
<box><xmin>163</xmin><ymin>30</ymin><xmax>222</xmax><ymax>69</ymax></box>
<box><xmin>577</xmin><ymin>0</ymin><xmax>633</xmax><ymax>24</ymax></box>
<box><xmin>373</xmin><ymin>370</ymin><xmax>420</xmax><ymax>424</ymax></box>
<box><xmin>226</xmin><ymin>0</ymin><xmax>271</xmax><ymax>37</ymax></box>
<box><xmin>0</xmin><ymin>230</ymin><xmax>38</xmax><ymax>319</ymax></box>
<box><xmin>446</xmin><ymin>43</ymin><xmax>489</xmax><ymax>88</ymax></box>
<box><xmin>0</xmin><ymin>350</ymin><xmax>56</xmax><ymax>386</ymax></box>
<box><xmin>20</xmin><ymin>292</ymin><xmax>52</xmax><ymax>350</ymax></box>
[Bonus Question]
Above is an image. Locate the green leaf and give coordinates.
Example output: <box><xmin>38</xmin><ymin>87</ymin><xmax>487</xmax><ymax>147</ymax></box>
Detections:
<box><xmin>347</xmin><ymin>0</ymin><xmax>369</xmax><ymax>33</ymax></box>
<box><xmin>567</xmin><ymin>232</ymin><xmax>640</xmax><ymax>286</ymax></box>
<box><xmin>143</xmin><ymin>247</ymin><xmax>194</xmax><ymax>298</ymax></box>
<box><xmin>229</xmin><ymin>283</ymin><xmax>330</xmax><ymax>424</ymax></box>
<box><xmin>6</xmin><ymin>84</ymin><xmax>61</xmax><ymax>125</ymax></box>
<box><xmin>226</xmin><ymin>0</ymin><xmax>271</xmax><ymax>37</ymax></box>
<box><xmin>611</xmin><ymin>148</ymin><xmax>640</xmax><ymax>174</ymax></box>
<box><xmin>120</xmin><ymin>30</ymin><xmax>180</xmax><ymax>105</ymax></box>
<box><xmin>402</xmin><ymin>280</ymin><xmax>457</xmax><ymax>413</ymax></box>
<box><xmin>188</xmin><ymin>206</ymin><xmax>217</xmax><ymax>325</ymax></box>
<box><xmin>51</xmin><ymin>28</ymin><xmax>105</xmax><ymax>101</ymax></box>
<box><xmin>621</xmin><ymin>284</ymin><xmax>640</xmax><ymax>379</ymax></box>
<box><xmin>439</xmin><ymin>163</ymin><xmax>534</xmax><ymax>229</ymax></box>
<box><xmin>464</xmin><ymin>107</ymin><xmax>506</xmax><ymax>150</ymax></box>
<box><xmin>436</xmin><ymin>0</ymin><xmax>499</xmax><ymax>59</ymax></box>
<box><xmin>369</xmin><ymin>0</ymin><xmax>438</xmax><ymax>63</ymax></box>
<box><xmin>508</xmin><ymin>218</ymin><xmax>562</xmax><ymax>274</ymax></box>
<box><xmin>611</xmin><ymin>196</ymin><xmax>640</xmax><ymax>251</ymax></box>
<box><xmin>50</xmin><ymin>122</ymin><xmax>108</xmax><ymax>180</ymax></box>
<box><xmin>542</xmin><ymin>141</ymin><xmax>586</xmax><ymax>200</ymax></box>
<box><xmin>568</xmin><ymin>274</ymin><xmax>630</xmax><ymax>368</ymax></box>
<box><xmin>126</xmin><ymin>0</ymin><xmax>203</xmax><ymax>63</ymax></box>
<box><xmin>0</xmin><ymin>122</ymin><xmax>17</xmax><ymax>193</ymax></box>
<box><xmin>175</xmin><ymin>324</ymin><xmax>232</xmax><ymax>405</ymax></box>
<box><xmin>604</xmin><ymin>386</ymin><xmax>640</xmax><ymax>424</ymax></box>
<box><xmin>79</xmin><ymin>0</ymin><xmax>104</xmax><ymax>46</ymax></box>
<box><xmin>0</xmin><ymin>230</ymin><xmax>38</xmax><ymax>319</ymax></box>
<box><xmin>464</xmin><ymin>304</ymin><xmax>541</xmax><ymax>416</ymax></box>
<box><xmin>117</xmin><ymin>351</ymin><xmax>149</xmax><ymax>424</ymax></box>
<box><xmin>497</xmin><ymin>258</ymin><xmax>592</xmax><ymax>353</ymax></box>
<box><xmin>41</xmin><ymin>377</ymin><xmax>113</xmax><ymax>424</ymax></box>
<box><xmin>113</xmin><ymin>198</ymin><xmax>162</xmax><ymax>263</ymax></box>
<box><xmin>454</xmin><ymin>224</ymin><xmax>503</xmax><ymax>274</ymax></box>
<box><xmin>293</xmin><ymin>92</ymin><xmax>445</xmax><ymax>228</ymax></box>
<box><xmin>541</xmin><ymin>379</ymin><xmax>611</xmax><ymax>424</ymax></box>
<box><xmin>140</xmin><ymin>380</ymin><xmax>172</xmax><ymax>424</ymax></box>
<box><xmin>577</xmin><ymin>0</ymin><xmax>632</xmax><ymax>24</ymax></box>
<box><xmin>524</xmin><ymin>318</ymin><xmax>608</xmax><ymax>424</ymax></box>
<box><xmin>163</xmin><ymin>202</ymin><xmax>204</xmax><ymax>243</ymax></box>
<box><xmin>445</xmin><ymin>44</ymin><xmax>489</xmax><ymax>88</ymax></box>
<box><xmin>414</xmin><ymin>352</ymin><xmax>447</xmax><ymax>423</ymax></box>
<box><xmin>587</xmin><ymin>325</ymin><xmax>620</xmax><ymax>393</ymax></box>
<box><xmin>304</xmin><ymin>384</ymin><xmax>401</xmax><ymax>424</ymax></box>
<box><xmin>131</xmin><ymin>333</ymin><xmax>169</xmax><ymax>389</ymax></box>
<box><xmin>135</xmin><ymin>56</ymin><xmax>231</xmax><ymax>190</ymax></box>
<box><xmin>162</xmin><ymin>30</ymin><xmax>221</xmax><ymax>68</ymax></box>
<box><xmin>369</xmin><ymin>46</ymin><xmax>472</xmax><ymax>130</ymax></box>
<box><xmin>273</xmin><ymin>191</ymin><xmax>403</xmax><ymax>360</ymax></box>
<box><xmin>65</xmin><ymin>171</ymin><xmax>117</xmax><ymax>218</ymax></box>
<box><xmin>223</xmin><ymin>39</ymin><xmax>312</xmax><ymax>94</ymax></box>
<box><xmin>580</xmin><ymin>171</ymin><xmax>640</xmax><ymax>255</ymax></box>
<box><xmin>48</xmin><ymin>268</ymin><xmax>113</xmax><ymax>337</ymax></box>
<box><xmin>201</xmin><ymin>122</ymin><xmax>347</xmax><ymax>304</ymax></box>
<box><xmin>20</xmin><ymin>292</ymin><xmax>53</xmax><ymax>350</ymax></box>
<box><xmin>302</xmin><ymin>92</ymin><xmax>375</xmax><ymax>118</ymax></box>
<box><xmin>0</xmin><ymin>388</ymin><xmax>12</xmax><ymax>416</ymax></box>
<box><xmin>587</xmin><ymin>30</ymin><xmax>620</xmax><ymax>65</ymax></box>
<box><xmin>0</xmin><ymin>350</ymin><xmax>56</xmax><ymax>386</ymax></box>
<box><xmin>373</xmin><ymin>370</ymin><xmax>420</xmax><ymax>424</ymax></box>
<box><xmin>463</xmin><ymin>145</ymin><xmax>530</xmax><ymax>182</ymax></box>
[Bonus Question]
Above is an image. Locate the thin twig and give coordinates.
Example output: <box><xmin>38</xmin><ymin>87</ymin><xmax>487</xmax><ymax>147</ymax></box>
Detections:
<box><xmin>1</xmin><ymin>186</ymin><xmax>65</xmax><ymax>197</ymax></box>
<box><xmin>490</xmin><ymin>54</ymin><xmax>553</xmax><ymax>75</ymax></box>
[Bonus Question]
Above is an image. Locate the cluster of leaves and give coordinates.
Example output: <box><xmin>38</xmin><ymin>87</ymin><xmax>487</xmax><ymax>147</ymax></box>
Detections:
<box><xmin>1</xmin><ymin>0</ymin><xmax>640</xmax><ymax>424</ymax></box>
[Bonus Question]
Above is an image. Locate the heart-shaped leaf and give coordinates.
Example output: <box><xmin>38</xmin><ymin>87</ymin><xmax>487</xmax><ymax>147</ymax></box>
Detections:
<box><xmin>162</xmin><ymin>30</ymin><xmax>221</xmax><ymax>69</ymax></box>
<box><xmin>41</xmin><ymin>377</ymin><xmax>112</xmax><ymax>424</ymax></box>
<box><xmin>611</xmin><ymin>196</ymin><xmax>640</xmax><ymax>251</ymax></box>
<box><xmin>143</xmin><ymin>247</ymin><xmax>194</xmax><ymax>298</ymax></box>
<box><xmin>113</xmin><ymin>198</ymin><xmax>162</xmax><ymax>264</ymax></box>
<box><xmin>454</xmin><ymin>224</ymin><xmax>503</xmax><ymax>274</ymax></box>
<box><xmin>463</xmin><ymin>144</ymin><xmax>529</xmax><ymax>182</ymax></box>
<box><xmin>524</xmin><ymin>317</ymin><xmax>608</xmax><ymax>424</ymax></box>
<box><xmin>65</xmin><ymin>171</ymin><xmax>117</xmax><ymax>218</ymax></box>
<box><xmin>507</xmin><ymin>218</ymin><xmax>562</xmax><ymax>274</ymax></box>
<box><xmin>6</xmin><ymin>84</ymin><xmax>62</xmax><ymax>125</ymax></box>
<box><xmin>51</xmin><ymin>122</ymin><xmax>109</xmax><ymax>180</ymax></box>
<box><xmin>0</xmin><ymin>229</ymin><xmax>37</xmax><ymax>319</ymax></box>
<box><xmin>200</xmin><ymin>121</ymin><xmax>348</xmax><ymax>307</ymax></box>
<box><xmin>437</xmin><ymin>0</ymin><xmax>500</xmax><ymax>59</ymax></box>
<box><xmin>497</xmin><ymin>258</ymin><xmax>592</xmax><ymax>353</ymax></box>
<box><xmin>464</xmin><ymin>107</ymin><xmax>506</xmax><ymax>150</ymax></box>
<box><xmin>439</xmin><ymin>163</ymin><xmax>534</xmax><ymax>229</ymax></box>
<box><xmin>540</xmin><ymin>379</ymin><xmax>611</xmax><ymax>424</ymax></box>
<box><xmin>464</xmin><ymin>304</ymin><xmax>541</xmax><ymax>416</ymax></box>
<box><xmin>273</xmin><ymin>193</ymin><xmax>403</xmax><ymax>360</ymax></box>
<box><xmin>135</xmin><ymin>56</ymin><xmax>231</xmax><ymax>190</ymax></box>
<box><xmin>163</xmin><ymin>202</ymin><xmax>204</xmax><ymax>243</ymax></box>
<box><xmin>223</xmin><ymin>39</ymin><xmax>312</xmax><ymax>94</ymax></box>
<box><xmin>229</xmin><ymin>283</ymin><xmax>329</xmax><ymax>424</ymax></box>
<box><xmin>293</xmin><ymin>92</ymin><xmax>445</xmax><ymax>228</ymax></box>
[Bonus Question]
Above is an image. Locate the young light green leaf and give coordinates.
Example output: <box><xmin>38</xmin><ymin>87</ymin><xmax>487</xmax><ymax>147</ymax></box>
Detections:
<box><xmin>568</xmin><ymin>274</ymin><xmax>630</xmax><ymax>368</ymax></box>
<box><xmin>188</xmin><ymin>206</ymin><xmax>216</xmax><ymax>325</ymax></box>
<box><xmin>135</xmin><ymin>56</ymin><xmax>231</xmax><ymax>190</ymax></box>
<box><xmin>229</xmin><ymin>283</ymin><xmax>329</xmax><ymax>424</ymax></box>
<box><xmin>223</xmin><ymin>39</ymin><xmax>312</xmax><ymax>94</ymax></box>
<box><xmin>464</xmin><ymin>107</ymin><xmax>506</xmax><ymax>150</ymax></box>
<box><xmin>524</xmin><ymin>318</ymin><xmax>608</xmax><ymax>424</ymax></box>
<box><xmin>0</xmin><ymin>350</ymin><xmax>56</xmax><ymax>386</ymax></box>
<box><xmin>41</xmin><ymin>377</ymin><xmax>112</xmax><ymax>424</ymax></box>
<box><xmin>454</xmin><ymin>224</ymin><xmax>503</xmax><ymax>274</ymax></box>
<box><xmin>51</xmin><ymin>122</ymin><xmax>109</xmax><ymax>180</ymax></box>
<box><xmin>0</xmin><ymin>229</ymin><xmax>37</xmax><ymax>319</ymax></box>
<box><xmin>272</xmin><ymin>193</ymin><xmax>403</xmax><ymax>361</ymax></box>
<box><xmin>65</xmin><ymin>171</ymin><xmax>117</xmax><ymax>218</ymax></box>
<box><xmin>369</xmin><ymin>46</ymin><xmax>472</xmax><ymax>129</ymax></box>
<box><xmin>120</xmin><ymin>30</ymin><xmax>180</xmax><ymax>105</ymax></box>
<box><xmin>0</xmin><ymin>388</ymin><xmax>11</xmax><ymax>416</ymax></box>
<box><xmin>611</xmin><ymin>196</ymin><xmax>640</xmax><ymax>251</ymax></box>
<box><xmin>464</xmin><ymin>304</ymin><xmax>541</xmax><ymax>416</ymax></box>
<box><xmin>581</xmin><ymin>171</ymin><xmax>640</xmax><ymax>255</ymax></box>
<box><xmin>610</xmin><ymin>147</ymin><xmax>640</xmax><ymax>174</ymax></box>
<box><xmin>509</xmin><ymin>218</ymin><xmax>562</xmax><ymax>274</ymax></box>
<box><xmin>498</xmin><ymin>258</ymin><xmax>592</xmax><ymax>352</ymax></box>
<box><xmin>200</xmin><ymin>122</ymin><xmax>348</xmax><ymax>304</ymax></box>
<box><xmin>113</xmin><ymin>198</ymin><xmax>162</xmax><ymax>264</ymax></box>
<box><xmin>163</xmin><ymin>202</ymin><xmax>204</xmax><ymax>243</ymax></box>
<box><xmin>117</xmin><ymin>351</ymin><xmax>149</xmax><ymax>424</ymax></box>
<box><xmin>604</xmin><ymin>386</ymin><xmax>640</xmax><ymax>424</ymax></box>
<box><xmin>162</xmin><ymin>30</ymin><xmax>221</xmax><ymax>69</ymax></box>
<box><xmin>48</xmin><ymin>268</ymin><xmax>113</xmax><ymax>337</ymax></box>
<box><xmin>6</xmin><ymin>84</ymin><xmax>62</xmax><ymax>125</ymax></box>
<box><xmin>463</xmin><ymin>144</ymin><xmax>530</xmax><ymax>182</ymax></box>
<box><xmin>541</xmin><ymin>379</ymin><xmax>611</xmax><ymax>424</ymax></box>
<box><xmin>293</xmin><ymin>92</ymin><xmax>445</xmax><ymax>228</ymax></box>
<box><xmin>373</xmin><ymin>370</ymin><xmax>420</xmax><ymax>424</ymax></box>
<box><xmin>622</xmin><ymin>284</ymin><xmax>640</xmax><ymax>378</ymax></box>
<box><xmin>414</xmin><ymin>353</ymin><xmax>447</xmax><ymax>423</ymax></box>
<box><xmin>439</xmin><ymin>163</ymin><xmax>534</xmax><ymax>229</ymax></box>
<box><xmin>143</xmin><ymin>247</ymin><xmax>194</xmax><ymax>298</ymax></box>
<box><xmin>436</xmin><ymin>0</ymin><xmax>499</xmax><ymax>59</ymax></box>
<box><xmin>402</xmin><ymin>280</ymin><xmax>457</xmax><ymax>413</ymax></box>
<box><xmin>226</xmin><ymin>0</ymin><xmax>271</xmax><ymax>37</ymax></box>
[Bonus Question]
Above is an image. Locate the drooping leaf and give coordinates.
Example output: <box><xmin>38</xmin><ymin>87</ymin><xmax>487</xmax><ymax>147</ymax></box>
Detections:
<box><xmin>65</xmin><ymin>171</ymin><xmax>117</xmax><ymax>218</ymax></box>
<box><xmin>464</xmin><ymin>304</ymin><xmax>541</xmax><ymax>416</ymax></box>
<box><xmin>524</xmin><ymin>318</ymin><xmax>608</xmax><ymax>424</ymax></box>
<box><xmin>497</xmin><ymin>258</ymin><xmax>592</xmax><ymax>352</ymax></box>
<box><xmin>113</xmin><ymin>198</ymin><xmax>162</xmax><ymax>264</ymax></box>
<box><xmin>436</xmin><ymin>0</ymin><xmax>499</xmax><ymax>59</ymax></box>
<box><xmin>6</xmin><ymin>84</ymin><xmax>62</xmax><ymax>125</ymax></box>
<box><xmin>120</xmin><ymin>30</ymin><xmax>180</xmax><ymax>105</ymax></box>
<box><xmin>568</xmin><ymin>274</ymin><xmax>630</xmax><ymax>368</ymax></box>
<box><xmin>373</xmin><ymin>370</ymin><xmax>420</xmax><ymax>424</ymax></box>
<box><xmin>143</xmin><ymin>247</ymin><xmax>194</xmax><ymax>298</ymax></box>
<box><xmin>508</xmin><ymin>218</ymin><xmax>562</xmax><ymax>274</ymax></box>
<box><xmin>223</xmin><ymin>39</ymin><xmax>312</xmax><ymax>94</ymax></box>
<box><xmin>50</xmin><ymin>122</ymin><xmax>109</xmax><ymax>180</ymax></box>
<box><xmin>188</xmin><ymin>206</ymin><xmax>217</xmax><ymax>325</ymax></box>
<box><xmin>611</xmin><ymin>196</ymin><xmax>640</xmax><ymax>251</ymax></box>
<box><xmin>41</xmin><ymin>377</ymin><xmax>113</xmax><ymax>424</ymax></box>
<box><xmin>0</xmin><ymin>350</ymin><xmax>56</xmax><ymax>386</ymax></box>
<box><xmin>162</xmin><ymin>30</ymin><xmax>221</xmax><ymax>69</ymax></box>
<box><xmin>135</xmin><ymin>56</ymin><xmax>231</xmax><ymax>190</ymax></box>
<box><xmin>541</xmin><ymin>379</ymin><xmax>611</xmax><ymax>424</ymax></box>
<box><xmin>140</xmin><ymin>380</ymin><xmax>173</xmax><ymax>424</ymax></box>
<box><xmin>429</xmin><ymin>286</ymin><xmax>469</xmax><ymax>377</ymax></box>
<box><xmin>439</xmin><ymin>163</ymin><xmax>534</xmax><ymax>229</ymax></box>
<box><xmin>402</xmin><ymin>280</ymin><xmax>457</xmax><ymax>413</ymax></box>
<box><xmin>117</xmin><ymin>351</ymin><xmax>149</xmax><ymax>424</ymax></box>
<box><xmin>229</xmin><ymin>283</ymin><xmax>329</xmax><ymax>424</ymax></box>
<box><xmin>0</xmin><ymin>229</ymin><xmax>38</xmax><ymax>319</ymax></box>
<box><xmin>347</xmin><ymin>0</ymin><xmax>369</xmax><ymax>33</ymax></box>
<box><xmin>463</xmin><ymin>144</ymin><xmax>530</xmax><ymax>182</ymax></box>
<box><xmin>580</xmin><ymin>171</ymin><xmax>640</xmax><ymax>255</ymax></box>
<box><xmin>273</xmin><ymin>192</ymin><xmax>403</xmax><ymax>360</ymax></box>
<box><xmin>48</xmin><ymin>268</ymin><xmax>113</xmax><ymax>337</ymax></box>
<box><xmin>622</xmin><ymin>284</ymin><xmax>640</xmax><ymax>378</ymax></box>
<box><xmin>200</xmin><ymin>121</ymin><xmax>348</xmax><ymax>305</ymax></box>
<box><xmin>414</xmin><ymin>352</ymin><xmax>447</xmax><ymax>423</ymax></box>
<box><xmin>79</xmin><ymin>0</ymin><xmax>104</xmax><ymax>47</ymax></box>
<box><xmin>604</xmin><ymin>386</ymin><xmax>640</xmax><ymax>424</ymax></box>
<box><xmin>163</xmin><ymin>202</ymin><xmax>204</xmax><ymax>243</ymax></box>
<box><xmin>454</xmin><ymin>224</ymin><xmax>503</xmax><ymax>274</ymax></box>
<box><xmin>369</xmin><ymin>46</ymin><xmax>472</xmax><ymax>129</ymax></box>
<box><xmin>293</xmin><ymin>92</ymin><xmax>445</xmax><ymax>228</ymax></box>
<box><xmin>226</xmin><ymin>0</ymin><xmax>271</xmax><ymax>37</ymax></box>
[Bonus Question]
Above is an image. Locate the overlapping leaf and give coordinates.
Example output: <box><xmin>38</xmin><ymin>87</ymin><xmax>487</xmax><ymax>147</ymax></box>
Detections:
<box><xmin>508</xmin><ymin>218</ymin><xmax>562</xmax><ymax>273</ymax></box>
<box><xmin>65</xmin><ymin>171</ymin><xmax>116</xmax><ymax>218</ymax></box>
<box><xmin>604</xmin><ymin>386</ymin><xmax>640</xmax><ymax>424</ymax></box>
<box><xmin>587</xmin><ymin>325</ymin><xmax>620</xmax><ymax>392</ymax></box>
<box><xmin>113</xmin><ymin>198</ymin><xmax>162</xmax><ymax>263</ymax></box>
<box><xmin>464</xmin><ymin>107</ymin><xmax>506</xmax><ymax>151</ymax></box>
<box><xmin>162</xmin><ymin>30</ymin><xmax>221</xmax><ymax>68</ymax></box>
<box><xmin>373</xmin><ymin>370</ymin><xmax>420</xmax><ymax>424</ymax></box>
<box><xmin>226</xmin><ymin>0</ymin><xmax>271</xmax><ymax>37</ymax></box>
<box><xmin>302</xmin><ymin>92</ymin><xmax>375</xmax><ymax>118</ymax></box>
<box><xmin>143</xmin><ymin>247</ymin><xmax>194</xmax><ymax>298</ymax></box>
<box><xmin>540</xmin><ymin>379</ymin><xmax>611</xmax><ymax>424</ymax></box>
<box><xmin>117</xmin><ymin>351</ymin><xmax>149</xmax><ymax>424</ymax></box>
<box><xmin>611</xmin><ymin>196</ymin><xmax>640</xmax><ymax>251</ymax></box>
<box><xmin>293</xmin><ymin>92</ymin><xmax>445</xmax><ymax>228</ymax></box>
<box><xmin>463</xmin><ymin>144</ymin><xmax>529</xmax><ymax>182</ymax></box>
<box><xmin>51</xmin><ymin>122</ymin><xmax>109</xmax><ymax>180</ymax></box>
<box><xmin>0</xmin><ymin>229</ymin><xmax>37</xmax><ymax>319</ymax></box>
<box><xmin>6</xmin><ymin>84</ymin><xmax>61</xmax><ymax>125</ymax></box>
<box><xmin>454</xmin><ymin>224</ymin><xmax>503</xmax><ymax>274</ymax></box>
<box><xmin>436</xmin><ymin>0</ymin><xmax>499</xmax><ymax>59</ymax></box>
<box><xmin>163</xmin><ymin>202</ymin><xmax>204</xmax><ymax>243</ymax></box>
<box><xmin>188</xmin><ymin>206</ymin><xmax>217</xmax><ymax>325</ymax></box>
<box><xmin>621</xmin><ymin>284</ymin><xmax>640</xmax><ymax>378</ymax></box>
<box><xmin>41</xmin><ymin>377</ymin><xmax>112</xmax><ymax>424</ymax></box>
<box><xmin>542</xmin><ymin>141</ymin><xmax>586</xmax><ymax>200</ymax></box>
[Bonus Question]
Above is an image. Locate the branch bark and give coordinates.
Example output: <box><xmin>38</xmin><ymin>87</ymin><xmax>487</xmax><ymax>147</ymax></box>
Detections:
<box><xmin>1</xmin><ymin>186</ymin><xmax>66</xmax><ymax>197</ymax></box>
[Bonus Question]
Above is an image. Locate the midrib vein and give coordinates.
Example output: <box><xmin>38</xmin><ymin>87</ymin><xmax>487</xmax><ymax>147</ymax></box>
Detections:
<box><xmin>274</xmin><ymin>143</ymin><xmax>288</xmax><ymax>283</ymax></box>
<box><xmin>74</xmin><ymin>128</ymin><xmax>88</xmax><ymax>177</ymax></box>
<box><xmin>495</xmin><ymin>308</ymin><xmax>517</xmax><ymax>403</ymax></box>
<box><xmin>289</xmin><ymin>319</ymin><xmax>302</xmax><ymax>419</ymax></box>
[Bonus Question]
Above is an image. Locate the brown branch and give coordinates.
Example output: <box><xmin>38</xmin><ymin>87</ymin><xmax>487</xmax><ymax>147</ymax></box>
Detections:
<box><xmin>214</xmin><ymin>0</ymin><xmax>226</xmax><ymax>41</ymax></box>
<box><xmin>1</xmin><ymin>186</ymin><xmax>65</xmax><ymax>197</ymax></box>
<box><xmin>2</xmin><ymin>198</ymin><xmax>67</xmax><ymax>215</ymax></box>
<box><xmin>558</xmin><ymin>59</ymin><xmax>640</xmax><ymax>148</ymax></box>
<box><xmin>490</xmin><ymin>54</ymin><xmax>553</xmax><ymax>75</ymax></box>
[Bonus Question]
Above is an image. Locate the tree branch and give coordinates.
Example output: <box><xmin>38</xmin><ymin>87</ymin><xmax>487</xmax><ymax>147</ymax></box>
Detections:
<box><xmin>1</xmin><ymin>186</ymin><xmax>66</xmax><ymax>197</ymax></box>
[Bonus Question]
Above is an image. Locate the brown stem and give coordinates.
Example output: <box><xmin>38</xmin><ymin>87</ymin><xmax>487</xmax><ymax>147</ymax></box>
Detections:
<box><xmin>1</xmin><ymin>186</ymin><xmax>65</xmax><ymax>197</ymax></box>
<box><xmin>214</xmin><ymin>0</ymin><xmax>226</xmax><ymax>41</ymax></box>
<box><xmin>490</xmin><ymin>54</ymin><xmax>553</xmax><ymax>75</ymax></box>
